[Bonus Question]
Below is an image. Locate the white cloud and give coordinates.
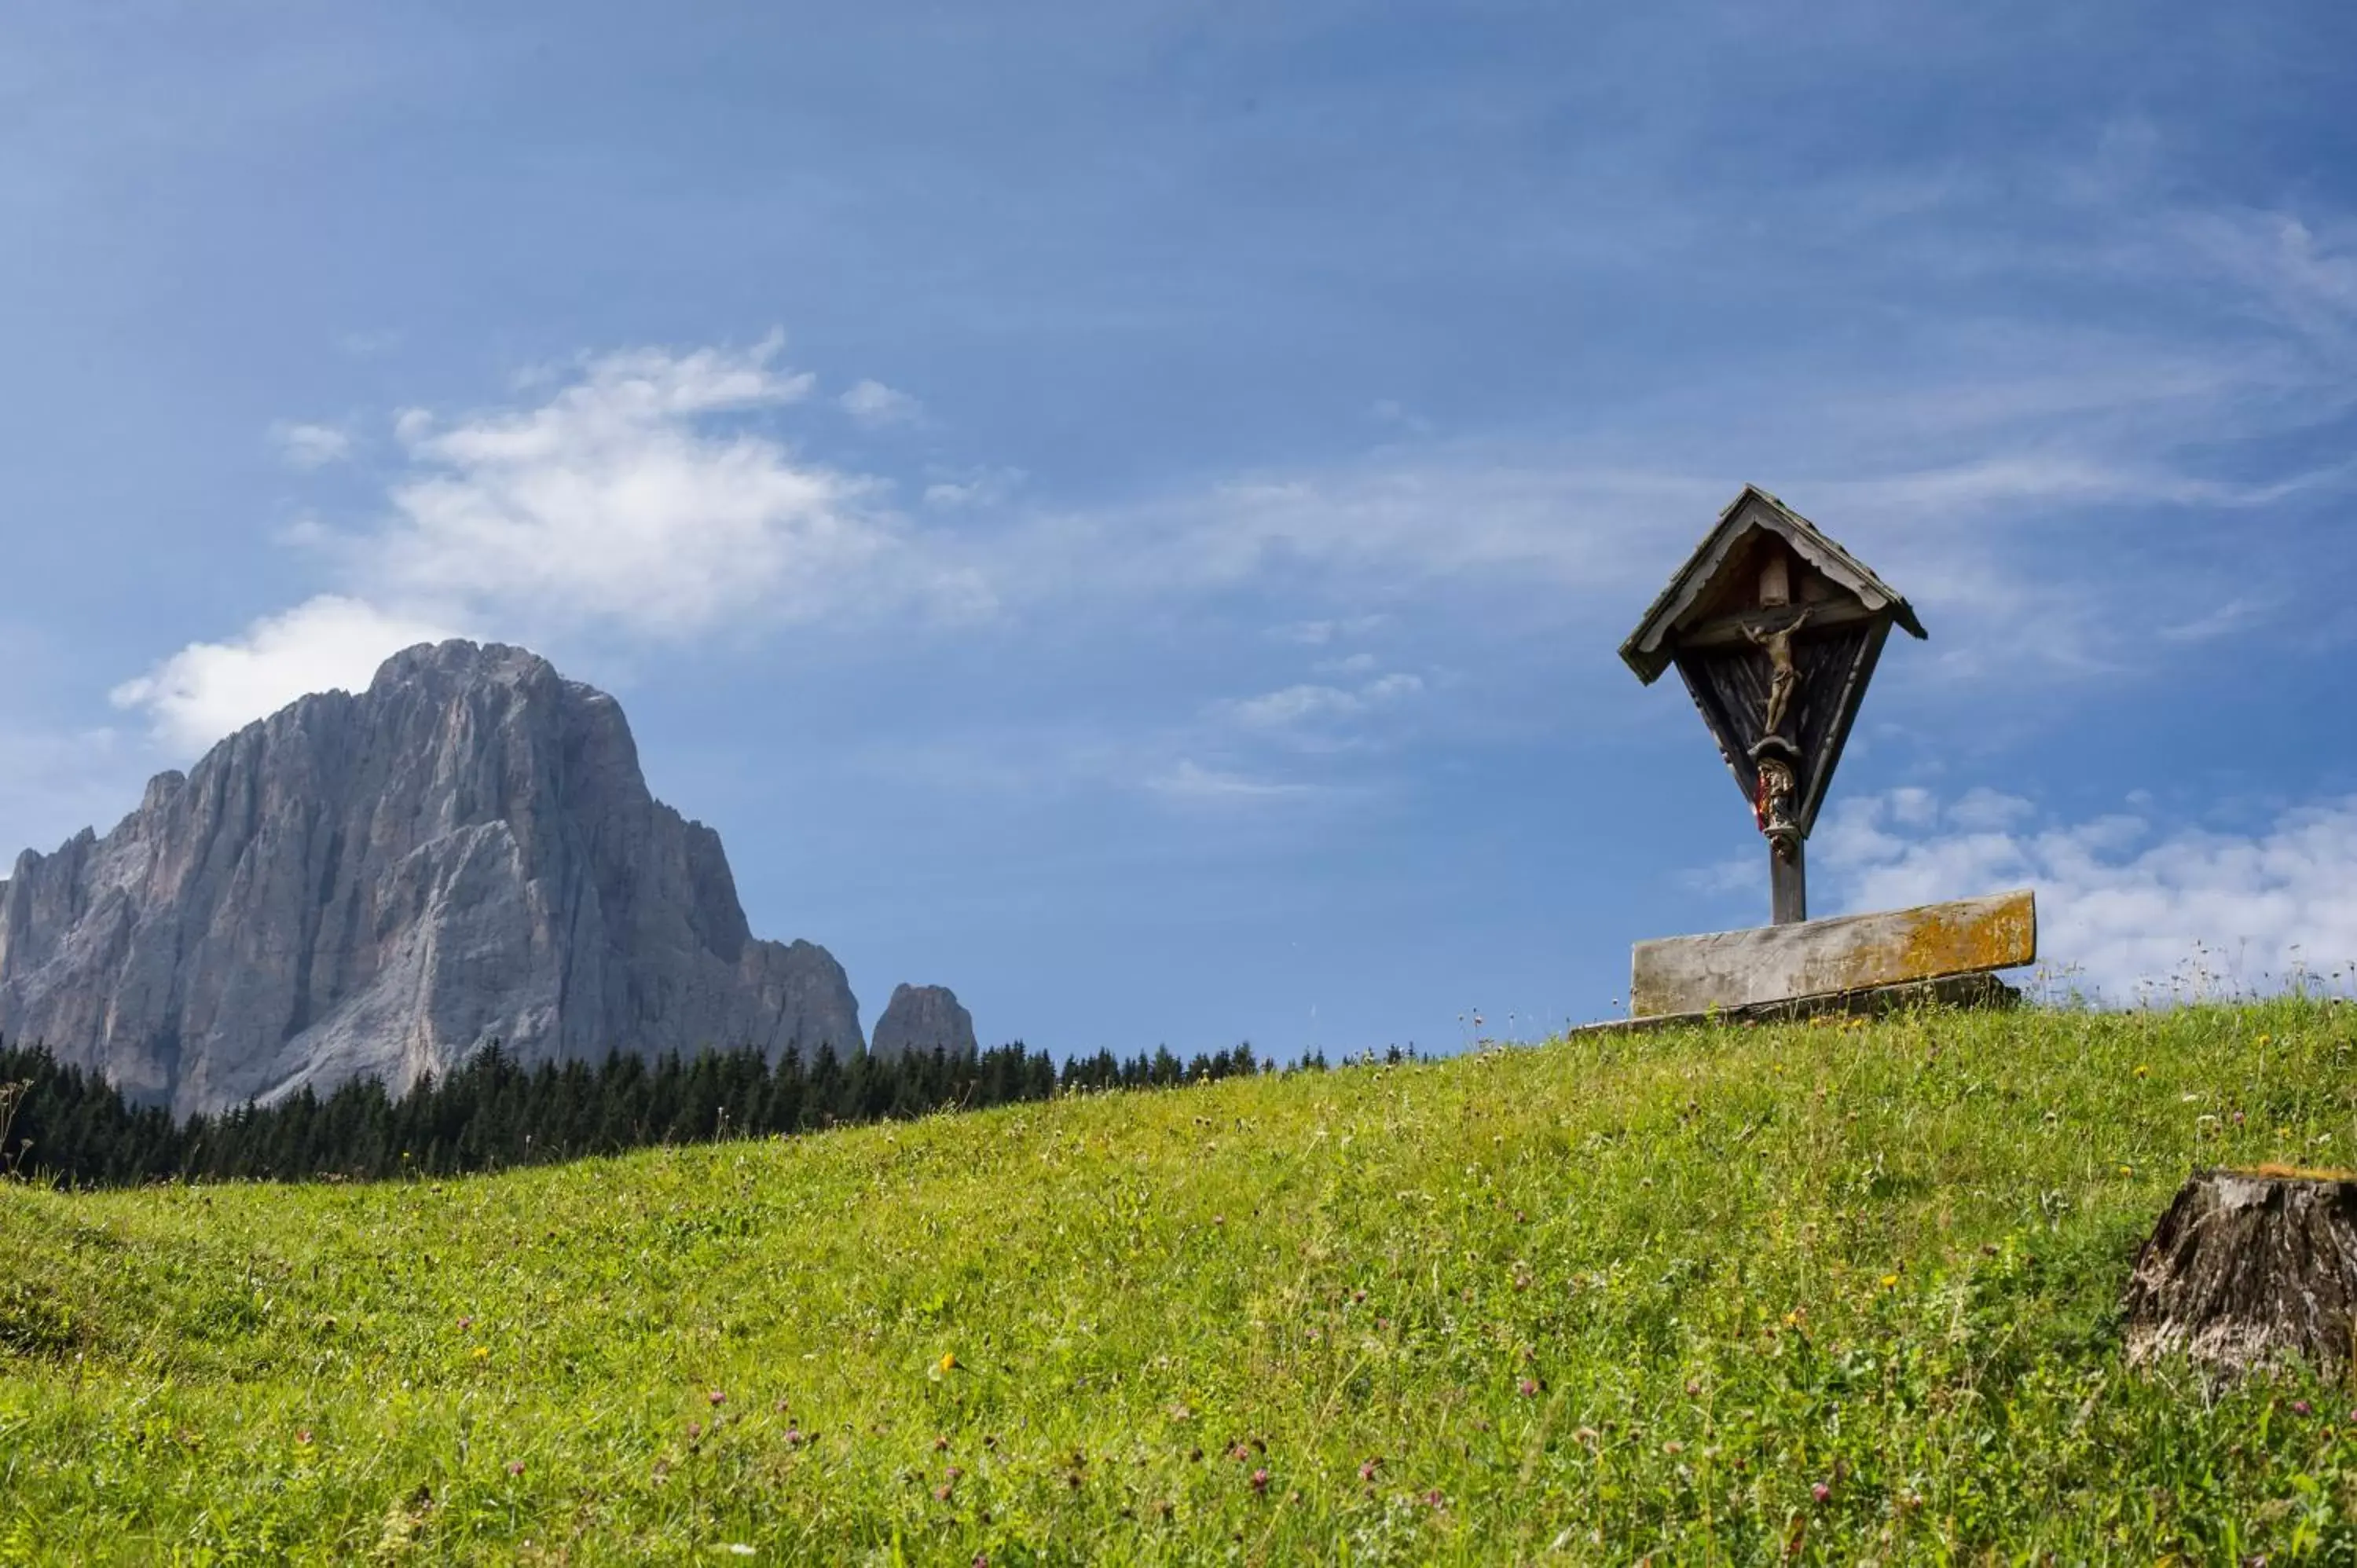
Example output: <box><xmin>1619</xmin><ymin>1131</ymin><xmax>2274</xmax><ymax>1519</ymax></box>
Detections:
<box><xmin>271</xmin><ymin>421</ymin><xmax>353</xmax><ymax>469</ymax></box>
<box><xmin>110</xmin><ymin>596</ymin><xmax>460</xmax><ymax>752</ymax></box>
<box><xmin>1816</xmin><ymin>789</ymin><xmax>2357</xmax><ymax>1003</ymax></box>
<box><xmin>372</xmin><ymin>336</ymin><xmax>922</xmax><ymax>634</ymax></box>
<box><xmin>119</xmin><ymin>338</ymin><xmax>1000</xmax><ymax>753</ymax></box>
<box><xmin>838</xmin><ymin>378</ymin><xmax>923</xmax><ymax>429</ymax></box>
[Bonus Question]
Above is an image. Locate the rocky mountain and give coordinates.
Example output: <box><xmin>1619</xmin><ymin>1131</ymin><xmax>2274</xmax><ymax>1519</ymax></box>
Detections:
<box><xmin>0</xmin><ymin>641</ymin><xmax>874</xmax><ymax>1118</ymax></box>
<box><xmin>871</xmin><ymin>983</ymin><xmax>977</xmax><ymax>1061</ymax></box>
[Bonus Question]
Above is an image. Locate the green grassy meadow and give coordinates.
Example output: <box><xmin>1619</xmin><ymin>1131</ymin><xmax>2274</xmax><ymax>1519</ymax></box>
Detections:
<box><xmin>7</xmin><ymin>999</ymin><xmax>2357</xmax><ymax>1563</ymax></box>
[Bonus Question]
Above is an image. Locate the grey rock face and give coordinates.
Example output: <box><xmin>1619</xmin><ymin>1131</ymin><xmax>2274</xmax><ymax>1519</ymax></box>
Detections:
<box><xmin>0</xmin><ymin>640</ymin><xmax>865</xmax><ymax>1117</ymax></box>
<box><xmin>870</xmin><ymin>984</ymin><xmax>977</xmax><ymax>1061</ymax></box>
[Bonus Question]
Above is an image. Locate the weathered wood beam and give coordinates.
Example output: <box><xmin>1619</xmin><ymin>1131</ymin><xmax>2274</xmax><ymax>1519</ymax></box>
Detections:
<box><xmin>1630</xmin><ymin>888</ymin><xmax>2036</xmax><ymax>1019</ymax></box>
<box><xmin>1567</xmin><ymin>970</ymin><xmax>2018</xmax><ymax>1039</ymax></box>
<box><xmin>1670</xmin><ymin>598</ymin><xmax>1882</xmax><ymax>650</ymax></box>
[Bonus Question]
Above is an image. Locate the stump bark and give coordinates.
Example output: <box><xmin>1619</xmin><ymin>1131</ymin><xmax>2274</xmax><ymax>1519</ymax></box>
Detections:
<box><xmin>2123</xmin><ymin>1167</ymin><xmax>2357</xmax><ymax>1376</ymax></box>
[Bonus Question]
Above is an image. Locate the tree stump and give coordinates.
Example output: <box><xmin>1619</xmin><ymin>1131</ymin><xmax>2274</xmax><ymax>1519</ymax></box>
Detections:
<box><xmin>2124</xmin><ymin>1167</ymin><xmax>2357</xmax><ymax>1376</ymax></box>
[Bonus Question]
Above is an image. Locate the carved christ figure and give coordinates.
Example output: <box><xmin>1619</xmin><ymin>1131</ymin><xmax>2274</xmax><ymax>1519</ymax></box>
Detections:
<box><xmin>1743</xmin><ymin>607</ymin><xmax>1814</xmax><ymax>741</ymax></box>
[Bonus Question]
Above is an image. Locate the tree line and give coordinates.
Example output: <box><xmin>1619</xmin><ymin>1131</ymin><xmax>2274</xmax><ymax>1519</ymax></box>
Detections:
<box><xmin>0</xmin><ymin>1035</ymin><xmax>1400</xmax><ymax>1189</ymax></box>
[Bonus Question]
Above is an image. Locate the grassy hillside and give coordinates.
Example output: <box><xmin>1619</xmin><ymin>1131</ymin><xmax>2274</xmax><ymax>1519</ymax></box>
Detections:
<box><xmin>5</xmin><ymin>1000</ymin><xmax>2357</xmax><ymax>1563</ymax></box>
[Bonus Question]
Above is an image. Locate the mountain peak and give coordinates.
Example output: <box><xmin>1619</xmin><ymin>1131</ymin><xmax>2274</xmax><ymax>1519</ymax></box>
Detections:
<box><xmin>0</xmin><ymin>644</ymin><xmax>864</xmax><ymax>1116</ymax></box>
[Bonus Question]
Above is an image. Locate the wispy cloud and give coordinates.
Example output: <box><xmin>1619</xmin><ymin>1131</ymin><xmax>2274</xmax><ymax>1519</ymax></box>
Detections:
<box><xmin>270</xmin><ymin>420</ymin><xmax>353</xmax><ymax>469</ymax></box>
<box><xmin>1144</xmin><ymin>759</ymin><xmax>1329</xmax><ymax>807</ymax></box>
<box><xmin>111</xmin><ymin>156</ymin><xmax>2357</xmax><ymax>762</ymax></box>
<box><xmin>1225</xmin><ymin>672</ymin><xmax>1423</xmax><ymax>733</ymax></box>
<box><xmin>838</xmin><ymin>378</ymin><xmax>924</xmax><ymax>429</ymax></box>
<box><xmin>922</xmin><ymin>467</ymin><xmax>1023</xmax><ymax>510</ymax></box>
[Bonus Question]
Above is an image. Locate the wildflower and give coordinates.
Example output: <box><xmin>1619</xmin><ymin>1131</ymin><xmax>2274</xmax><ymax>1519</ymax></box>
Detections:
<box><xmin>1250</xmin><ymin>1468</ymin><xmax>1270</xmax><ymax>1493</ymax></box>
<box><xmin>1685</xmin><ymin>1379</ymin><xmax>1702</xmax><ymax>1397</ymax></box>
<box><xmin>506</xmin><ymin>1460</ymin><xmax>525</xmax><ymax>1477</ymax></box>
<box><xmin>933</xmin><ymin>1434</ymin><xmax>951</xmax><ymax>1451</ymax></box>
<box><xmin>708</xmin><ymin>1390</ymin><xmax>727</xmax><ymax>1407</ymax></box>
<box><xmin>1422</xmin><ymin>1489</ymin><xmax>1446</xmax><ymax>1508</ymax></box>
<box><xmin>931</xmin><ymin>1351</ymin><xmax>962</xmax><ymax>1380</ymax></box>
<box><xmin>1662</xmin><ymin>1440</ymin><xmax>1684</xmax><ymax>1456</ymax></box>
<box><xmin>2134</xmin><ymin>1064</ymin><xmax>2150</xmax><ymax>1079</ymax></box>
<box><xmin>1811</xmin><ymin>1481</ymin><xmax>1830</xmax><ymax>1504</ymax></box>
<box><xmin>295</xmin><ymin>1428</ymin><xmax>313</xmax><ymax>1445</ymax></box>
<box><xmin>687</xmin><ymin>1422</ymin><xmax>702</xmax><ymax>1441</ymax></box>
<box><xmin>1358</xmin><ymin>1457</ymin><xmax>1382</xmax><ymax>1482</ymax></box>
<box><xmin>784</xmin><ymin>1428</ymin><xmax>805</xmax><ymax>1446</ymax></box>
<box><xmin>2120</xmin><ymin>1165</ymin><xmax>2134</xmax><ymax>1177</ymax></box>
<box><xmin>471</xmin><ymin>1346</ymin><xmax>490</xmax><ymax>1361</ymax></box>
<box><xmin>946</xmin><ymin>1466</ymin><xmax>964</xmax><ymax>1481</ymax></box>
<box><xmin>1879</xmin><ymin>1274</ymin><xmax>1900</xmax><ymax>1289</ymax></box>
<box><xmin>458</xmin><ymin>1317</ymin><xmax>472</xmax><ymax>1332</ymax></box>
<box><xmin>933</xmin><ymin>1484</ymin><xmax>954</xmax><ymax>1502</ymax></box>
<box><xmin>2293</xmin><ymin>1399</ymin><xmax>2314</xmax><ymax>1416</ymax></box>
<box><xmin>1516</xmin><ymin>1378</ymin><xmax>1540</xmax><ymax>1398</ymax></box>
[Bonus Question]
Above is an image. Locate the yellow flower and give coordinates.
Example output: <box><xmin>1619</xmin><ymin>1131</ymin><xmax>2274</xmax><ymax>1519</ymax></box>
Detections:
<box><xmin>2133</xmin><ymin>1064</ymin><xmax>2149</xmax><ymax>1079</ymax></box>
<box><xmin>2118</xmin><ymin>1165</ymin><xmax>2133</xmax><ymax>1177</ymax></box>
<box><xmin>471</xmin><ymin>1346</ymin><xmax>490</xmax><ymax>1361</ymax></box>
<box><xmin>1879</xmin><ymin>1273</ymin><xmax>1900</xmax><ymax>1289</ymax></box>
<box><xmin>930</xmin><ymin>1350</ymin><xmax>962</xmax><ymax>1380</ymax></box>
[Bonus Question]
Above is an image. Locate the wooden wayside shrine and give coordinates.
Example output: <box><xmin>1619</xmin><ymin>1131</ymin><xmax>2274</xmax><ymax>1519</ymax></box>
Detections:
<box><xmin>1605</xmin><ymin>486</ymin><xmax>2034</xmax><ymax>1025</ymax></box>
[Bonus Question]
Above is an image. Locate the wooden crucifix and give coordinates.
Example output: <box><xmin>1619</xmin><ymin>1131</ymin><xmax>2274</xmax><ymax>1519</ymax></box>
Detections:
<box><xmin>1619</xmin><ymin>486</ymin><xmax>1926</xmax><ymax>925</ymax></box>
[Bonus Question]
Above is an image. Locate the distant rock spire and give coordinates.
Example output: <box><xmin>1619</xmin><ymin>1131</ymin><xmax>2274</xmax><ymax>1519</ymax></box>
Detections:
<box><xmin>870</xmin><ymin>984</ymin><xmax>977</xmax><ymax>1061</ymax></box>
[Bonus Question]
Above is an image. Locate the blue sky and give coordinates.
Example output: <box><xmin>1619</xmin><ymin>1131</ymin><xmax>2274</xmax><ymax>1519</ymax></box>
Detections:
<box><xmin>4</xmin><ymin>1</ymin><xmax>2355</xmax><ymax>1057</ymax></box>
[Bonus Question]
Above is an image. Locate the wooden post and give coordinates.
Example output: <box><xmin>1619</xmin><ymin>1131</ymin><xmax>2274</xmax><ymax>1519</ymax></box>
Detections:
<box><xmin>1770</xmin><ymin>837</ymin><xmax>1806</xmax><ymax>925</ymax></box>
